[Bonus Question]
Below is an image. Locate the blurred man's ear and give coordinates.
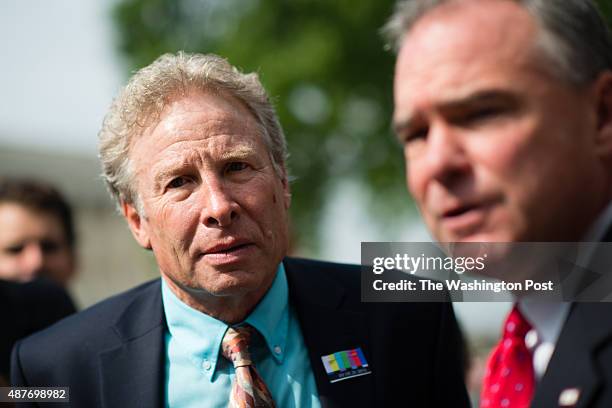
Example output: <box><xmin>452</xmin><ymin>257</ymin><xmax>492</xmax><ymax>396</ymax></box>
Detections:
<box><xmin>593</xmin><ymin>71</ymin><xmax>612</xmax><ymax>156</ymax></box>
<box><xmin>121</xmin><ymin>200</ymin><xmax>152</xmax><ymax>250</ymax></box>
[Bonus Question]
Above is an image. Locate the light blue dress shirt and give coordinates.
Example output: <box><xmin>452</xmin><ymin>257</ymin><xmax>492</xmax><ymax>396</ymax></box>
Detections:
<box><xmin>162</xmin><ymin>264</ymin><xmax>321</xmax><ymax>408</ymax></box>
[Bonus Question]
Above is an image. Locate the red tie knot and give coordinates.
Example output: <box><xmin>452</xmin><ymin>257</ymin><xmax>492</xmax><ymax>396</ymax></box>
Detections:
<box><xmin>503</xmin><ymin>305</ymin><xmax>532</xmax><ymax>339</ymax></box>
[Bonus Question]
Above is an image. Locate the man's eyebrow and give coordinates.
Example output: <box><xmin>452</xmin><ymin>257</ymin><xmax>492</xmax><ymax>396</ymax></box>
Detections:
<box><xmin>439</xmin><ymin>90</ymin><xmax>517</xmax><ymax>113</ymax></box>
<box><xmin>218</xmin><ymin>145</ymin><xmax>257</xmax><ymax>161</ymax></box>
<box><xmin>152</xmin><ymin>166</ymin><xmax>183</xmax><ymax>187</ymax></box>
<box><xmin>150</xmin><ymin>153</ymin><xmax>198</xmax><ymax>186</ymax></box>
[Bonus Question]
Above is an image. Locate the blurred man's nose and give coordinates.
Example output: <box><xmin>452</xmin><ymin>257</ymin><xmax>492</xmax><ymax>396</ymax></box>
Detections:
<box><xmin>421</xmin><ymin>122</ymin><xmax>470</xmax><ymax>186</ymax></box>
<box><xmin>19</xmin><ymin>243</ymin><xmax>44</xmax><ymax>278</ymax></box>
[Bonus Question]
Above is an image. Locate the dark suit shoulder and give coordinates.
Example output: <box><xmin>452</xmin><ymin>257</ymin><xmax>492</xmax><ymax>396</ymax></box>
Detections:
<box><xmin>283</xmin><ymin>256</ymin><xmax>361</xmax><ymax>271</ymax></box>
<box><xmin>284</xmin><ymin>256</ymin><xmax>360</xmax><ymax>283</ymax></box>
<box><xmin>284</xmin><ymin>256</ymin><xmax>443</xmax><ymax>312</ymax></box>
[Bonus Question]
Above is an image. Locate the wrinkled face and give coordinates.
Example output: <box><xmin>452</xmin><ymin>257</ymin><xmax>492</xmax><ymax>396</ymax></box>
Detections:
<box><xmin>0</xmin><ymin>203</ymin><xmax>74</xmax><ymax>283</ymax></box>
<box><xmin>124</xmin><ymin>90</ymin><xmax>290</xmax><ymax>303</ymax></box>
<box><xmin>393</xmin><ymin>0</ymin><xmax>607</xmax><ymax>243</ymax></box>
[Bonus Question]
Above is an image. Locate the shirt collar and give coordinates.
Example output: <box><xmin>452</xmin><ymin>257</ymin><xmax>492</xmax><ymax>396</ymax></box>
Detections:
<box><xmin>583</xmin><ymin>200</ymin><xmax>612</xmax><ymax>243</ymax></box>
<box><xmin>161</xmin><ymin>263</ymin><xmax>289</xmax><ymax>382</ymax></box>
<box><xmin>573</xmin><ymin>200</ymin><xmax>612</xmax><ymax>267</ymax></box>
<box><xmin>245</xmin><ymin>262</ymin><xmax>289</xmax><ymax>364</ymax></box>
<box><xmin>518</xmin><ymin>301</ymin><xmax>570</xmax><ymax>345</ymax></box>
<box><xmin>518</xmin><ymin>200</ymin><xmax>612</xmax><ymax>347</ymax></box>
<box><xmin>518</xmin><ymin>300</ymin><xmax>570</xmax><ymax>380</ymax></box>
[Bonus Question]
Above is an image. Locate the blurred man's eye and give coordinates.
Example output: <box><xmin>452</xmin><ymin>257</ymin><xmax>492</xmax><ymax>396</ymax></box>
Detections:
<box><xmin>457</xmin><ymin>104</ymin><xmax>510</xmax><ymax>127</ymax></box>
<box><xmin>4</xmin><ymin>245</ymin><xmax>24</xmax><ymax>255</ymax></box>
<box><xmin>405</xmin><ymin>127</ymin><xmax>429</xmax><ymax>144</ymax></box>
<box><xmin>40</xmin><ymin>240</ymin><xmax>60</xmax><ymax>254</ymax></box>
<box><xmin>467</xmin><ymin>107</ymin><xmax>502</xmax><ymax>121</ymax></box>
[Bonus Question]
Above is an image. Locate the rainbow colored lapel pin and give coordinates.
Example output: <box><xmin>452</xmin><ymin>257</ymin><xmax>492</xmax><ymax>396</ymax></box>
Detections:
<box><xmin>321</xmin><ymin>347</ymin><xmax>372</xmax><ymax>383</ymax></box>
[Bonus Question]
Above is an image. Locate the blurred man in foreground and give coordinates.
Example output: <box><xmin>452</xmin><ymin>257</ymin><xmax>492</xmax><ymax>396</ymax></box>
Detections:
<box><xmin>0</xmin><ymin>179</ymin><xmax>76</xmax><ymax>388</ymax></box>
<box><xmin>0</xmin><ymin>179</ymin><xmax>77</xmax><ymax>285</ymax></box>
<box><xmin>386</xmin><ymin>0</ymin><xmax>612</xmax><ymax>406</ymax></box>
<box><xmin>11</xmin><ymin>52</ymin><xmax>468</xmax><ymax>407</ymax></box>
<box><xmin>0</xmin><ymin>279</ymin><xmax>75</xmax><ymax>387</ymax></box>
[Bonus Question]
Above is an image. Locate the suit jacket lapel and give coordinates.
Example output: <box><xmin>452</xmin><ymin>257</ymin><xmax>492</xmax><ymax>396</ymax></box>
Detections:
<box><xmin>533</xmin><ymin>218</ymin><xmax>612</xmax><ymax>407</ymax></box>
<box><xmin>99</xmin><ymin>280</ymin><xmax>166</xmax><ymax>408</ymax></box>
<box><xmin>284</xmin><ymin>258</ymin><xmax>374</xmax><ymax>408</ymax></box>
<box><xmin>532</xmin><ymin>303</ymin><xmax>612</xmax><ymax>408</ymax></box>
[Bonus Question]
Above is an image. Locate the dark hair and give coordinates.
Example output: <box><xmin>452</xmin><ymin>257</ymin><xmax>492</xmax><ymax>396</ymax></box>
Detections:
<box><xmin>0</xmin><ymin>179</ymin><xmax>75</xmax><ymax>249</ymax></box>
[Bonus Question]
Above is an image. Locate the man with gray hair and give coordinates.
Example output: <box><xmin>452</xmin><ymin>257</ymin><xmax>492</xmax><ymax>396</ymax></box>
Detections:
<box><xmin>385</xmin><ymin>0</ymin><xmax>612</xmax><ymax>407</ymax></box>
<box><xmin>11</xmin><ymin>52</ymin><xmax>469</xmax><ymax>407</ymax></box>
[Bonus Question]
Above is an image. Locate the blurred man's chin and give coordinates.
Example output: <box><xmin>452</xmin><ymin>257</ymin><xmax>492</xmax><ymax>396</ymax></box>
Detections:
<box><xmin>435</xmin><ymin>223</ymin><xmax>519</xmax><ymax>244</ymax></box>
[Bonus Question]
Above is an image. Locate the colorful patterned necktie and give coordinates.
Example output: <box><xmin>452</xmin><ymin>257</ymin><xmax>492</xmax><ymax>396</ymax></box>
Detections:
<box><xmin>221</xmin><ymin>325</ymin><xmax>276</xmax><ymax>408</ymax></box>
<box><xmin>480</xmin><ymin>305</ymin><xmax>535</xmax><ymax>408</ymax></box>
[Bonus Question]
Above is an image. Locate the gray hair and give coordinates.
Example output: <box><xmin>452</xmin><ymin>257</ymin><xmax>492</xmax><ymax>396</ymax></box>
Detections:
<box><xmin>98</xmin><ymin>52</ymin><xmax>288</xmax><ymax>210</ymax></box>
<box><xmin>383</xmin><ymin>0</ymin><xmax>612</xmax><ymax>85</ymax></box>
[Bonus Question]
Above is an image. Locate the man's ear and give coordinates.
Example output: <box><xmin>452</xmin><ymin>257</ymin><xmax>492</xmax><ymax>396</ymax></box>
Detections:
<box><xmin>280</xmin><ymin>171</ymin><xmax>292</xmax><ymax>210</ymax></box>
<box><xmin>593</xmin><ymin>71</ymin><xmax>612</xmax><ymax>156</ymax></box>
<box><xmin>121</xmin><ymin>200</ymin><xmax>152</xmax><ymax>250</ymax></box>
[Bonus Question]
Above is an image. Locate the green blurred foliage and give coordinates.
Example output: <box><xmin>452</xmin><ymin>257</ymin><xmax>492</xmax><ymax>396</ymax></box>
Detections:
<box><xmin>112</xmin><ymin>0</ymin><xmax>612</xmax><ymax>252</ymax></box>
<box><xmin>599</xmin><ymin>0</ymin><xmax>612</xmax><ymax>26</ymax></box>
<box><xmin>112</xmin><ymin>0</ymin><xmax>403</xmax><ymax>253</ymax></box>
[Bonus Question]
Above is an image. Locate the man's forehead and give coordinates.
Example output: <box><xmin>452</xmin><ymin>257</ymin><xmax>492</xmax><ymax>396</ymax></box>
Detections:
<box><xmin>158</xmin><ymin>91</ymin><xmax>257</xmax><ymax>135</ymax></box>
<box><xmin>0</xmin><ymin>203</ymin><xmax>63</xmax><ymax>239</ymax></box>
<box><xmin>393</xmin><ymin>0</ymin><xmax>540</xmax><ymax>123</ymax></box>
<box><xmin>132</xmin><ymin>90</ymin><xmax>264</xmax><ymax>160</ymax></box>
<box><xmin>400</xmin><ymin>0</ymin><xmax>537</xmax><ymax>65</ymax></box>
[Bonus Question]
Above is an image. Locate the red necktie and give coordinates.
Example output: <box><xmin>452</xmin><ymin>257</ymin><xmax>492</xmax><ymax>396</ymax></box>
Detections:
<box><xmin>480</xmin><ymin>305</ymin><xmax>534</xmax><ymax>408</ymax></box>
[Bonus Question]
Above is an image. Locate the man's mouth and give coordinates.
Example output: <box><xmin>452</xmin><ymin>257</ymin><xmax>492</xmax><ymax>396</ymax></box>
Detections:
<box><xmin>443</xmin><ymin>204</ymin><xmax>477</xmax><ymax>218</ymax></box>
<box><xmin>205</xmin><ymin>241</ymin><xmax>253</xmax><ymax>255</ymax></box>
<box><xmin>200</xmin><ymin>239</ymin><xmax>256</xmax><ymax>264</ymax></box>
<box><xmin>438</xmin><ymin>200</ymin><xmax>496</xmax><ymax>236</ymax></box>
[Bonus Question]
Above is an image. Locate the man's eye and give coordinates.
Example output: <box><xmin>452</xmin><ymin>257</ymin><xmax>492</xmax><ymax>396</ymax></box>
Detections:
<box><xmin>4</xmin><ymin>245</ymin><xmax>24</xmax><ymax>255</ymax></box>
<box><xmin>405</xmin><ymin>127</ymin><xmax>429</xmax><ymax>144</ymax></box>
<box><xmin>226</xmin><ymin>162</ymin><xmax>248</xmax><ymax>172</ymax></box>
<box><xmin>462</xmin><ymin>106</ymin><xmax>504</xmax><ymax>124</ymax></box>
<box><xmin>167</xmin><ymin>177</ymin><xmax>190</xmax><ymax>189</ymax></box>
<box><xmin>40</xmin><ymin>240</ymin><xmax>60</xmax><ymax>254</ymax></box>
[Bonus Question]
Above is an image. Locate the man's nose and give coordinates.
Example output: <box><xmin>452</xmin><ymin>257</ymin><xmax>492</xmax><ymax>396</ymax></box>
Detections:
<box><xmin>200</xmin><ymin>177</ymin><xmax>240</xmax><ymax>228</ymax></box>
<box><xmin>421</xmin><ymin>122</ymin><xmax>470</xmax><ymax>185</ymax></box>
<box><xmin>20</xmin><ymin>243</ymin><xmax>44</xmax><ymax>276</ymax></box>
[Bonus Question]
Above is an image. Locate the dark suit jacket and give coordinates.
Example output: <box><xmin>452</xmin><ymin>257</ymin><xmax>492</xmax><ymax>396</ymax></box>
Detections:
<box><xmin>0</xmin><ymin>278</ymin><xmax>76</xmax><ymax>381</ymax></box>
<box><xmin>531</xmin><ymin>228</ymin><xmax>612</xmax><ymax>407</ymax></box>
<box><xmin>11</xmin><ymin>257</ymin><xmax>469</xmax><ymax>407</ymax></box>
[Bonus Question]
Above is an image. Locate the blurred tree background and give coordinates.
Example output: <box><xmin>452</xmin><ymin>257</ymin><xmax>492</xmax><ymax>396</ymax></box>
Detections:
<box><xmin>601</xmin><ymin>0</ymin><xmax>612</xmax><ymax>25</ymax></box>
<box><xmin>112</xmin><ymin>0</ymin><xmax>612</xmax><ymax>253</ymax></box>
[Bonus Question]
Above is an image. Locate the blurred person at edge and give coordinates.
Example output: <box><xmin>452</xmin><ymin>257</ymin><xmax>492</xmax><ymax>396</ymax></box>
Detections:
<box><xmin>10</xmin><ymin>52</ymin><xmax>469</xmax><ymax>407</ymax></box>
<box><xmin>385</xmin><ymin>0</ymin><xmax>612</xmax><ymax>407</ymax></box>
<box><xmin>0</xmin><ymin>180</ymin><xmax>76</xmax><ymax>388</ymax></box>
<box><xmin>0</xmin><ymin>179</ymin><xmax>77</xmax><ymax>285</ymax></box>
